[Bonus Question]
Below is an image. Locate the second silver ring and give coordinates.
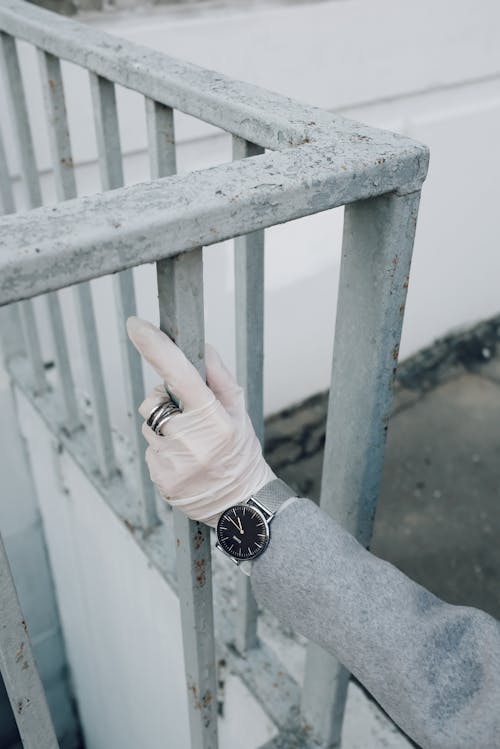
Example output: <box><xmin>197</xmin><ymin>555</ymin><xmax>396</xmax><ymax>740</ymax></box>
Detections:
<box><xmin>147</xmin><ymin>399</ymin><xmax>182</xmax><ymax>435</ymax></box>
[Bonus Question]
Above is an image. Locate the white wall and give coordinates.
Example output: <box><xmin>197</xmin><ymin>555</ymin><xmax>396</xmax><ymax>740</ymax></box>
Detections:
<box><xmin>1</xmin><ymin>0</ymin><xmax>500</xmax><ymax>417</ymax></box>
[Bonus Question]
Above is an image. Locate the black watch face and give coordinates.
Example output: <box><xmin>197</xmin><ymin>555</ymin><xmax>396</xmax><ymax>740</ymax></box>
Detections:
<box><xmin>217</xmin><ymin>504</ymin><xmax>269</xmax><ymax>560</ymax></box>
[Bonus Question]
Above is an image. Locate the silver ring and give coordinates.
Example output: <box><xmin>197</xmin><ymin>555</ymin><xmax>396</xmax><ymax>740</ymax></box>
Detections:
<box><xmin>147</xmin><ymin>399</ymin><xmax>182</xmax><ymax>435</ymax></box>
<box><xmin>148</xmin><ymin>402</ymin><xmax>179</xmax><ymax>430</ymax></box>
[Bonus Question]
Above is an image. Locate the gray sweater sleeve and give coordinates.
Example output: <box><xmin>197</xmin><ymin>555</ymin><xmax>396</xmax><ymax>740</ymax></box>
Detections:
<box><xmin>250</xmin><ymin>497</ymin><xmax>500</xmax><ymax>749</ymax></box>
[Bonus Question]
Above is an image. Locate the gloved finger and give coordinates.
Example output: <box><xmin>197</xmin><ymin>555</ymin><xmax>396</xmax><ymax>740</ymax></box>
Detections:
<box><xmin>145</xmin><ymin>447</ymin><xmax>175</xmax><ymax>494</ymax></box>
<box><xmin>142</xmin><ymin>420</ymin><xmax>172</xmax><ymax>449</ymax></box>
<box><xmin>126</xmin><ymin>316</ymin><xmax>213</xmax><ymax>410</ymax></box>
<box><xmin>204</xmin><ymin>343</ymin><xmax>246</xmax><ymax>416</ymax></box>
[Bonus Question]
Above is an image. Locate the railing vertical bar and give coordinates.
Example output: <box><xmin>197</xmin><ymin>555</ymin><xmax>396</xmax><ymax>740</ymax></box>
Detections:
<box><xmin>300</xmin><ymin>190</ymin><xmax>422</xmax><ymax>746</ymax></box>
<box><xmin>37</xmin><ymin>49</ymin><xmax>80</xmax><ymax>432</ymax></box>
<box><xmin>145</xmin><ymin>97</ymin><xmax>176</xmax><ymax>179</ymax></box>
<box><xmin>32</xmin><ymin>53</ymin><xmax>115</xmax><ymax>476</ymax></box>
<box><xmin>0</xmin><ymin>31</ymin><xmax>48</xmax><ymax>394</ymax></box>
<box><xmin>89</xmin><ymin>72</ymin><xmax>157</xmax><ymax>523</ymax></box>
<box><xmin>0</xmin><ymin>126</ymin><xmax>25</xmax><ymax>363</ymax></box>
<box><xmin>232</xmin><ymin>135</ymin><xmax>265</xmax><ymax>654</ymax></box>
<box><xmin>157</xmin><ymin>252</ymin><xmax>219</xmax><ymax>749</ymax></box>
<box><xmin>147</xmin><ymin>96</ymin><xmax>217</xmax><ymax>747</ymax></box>
<box><xmin>74</xmin><ymin>281</ymin><xmax>117</xmax><ymax>481</ymax></box>
<box><xmin>144</xmin><ymin>97</ymin><xmax>177</xmax><ymax>525</ymax></box>
<box><xmin>19</xmin><ymin>300</ymin><xmax>48</xmax><ymax>392</ymax></box>
<box><xmin>0</xmin><ymin>533</ymin><xmax>59</xmax><ymax>749</ymax></box>
<box><xmin>0</xmin><ymin>32</ymin><xmax>41</xmax><ymax>207</ymax></box>
<box><xmin>88</xmin><ymin>73</ymin><xmax>124</xmax><ymax>191</ymax></box>
<box><xmin>0</xmin><ymin>125</ymin><xmax>15</xmax><ymax>215</ymax></box>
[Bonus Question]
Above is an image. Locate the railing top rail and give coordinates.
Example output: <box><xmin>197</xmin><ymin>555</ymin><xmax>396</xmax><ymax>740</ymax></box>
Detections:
<box><xmin>0</xmin><ymin>138</ymin><xmax>428</xmax><ymax>306</ymax></box>
<box><xmin>2</xmin><ymin>0</ymin><xmax>421</xmax><ymax>155</ymax></box>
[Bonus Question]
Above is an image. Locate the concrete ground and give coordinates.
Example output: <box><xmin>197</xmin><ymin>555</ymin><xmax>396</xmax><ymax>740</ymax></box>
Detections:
<box><xmin>263</xmin><ymin>315</ymin><xmax>500</xmax><ymax>744</ymax></box>
<box><xmin>264</xmin><ymin>314</ymin><xmax>500</xmax><ymax>621</ymax></box>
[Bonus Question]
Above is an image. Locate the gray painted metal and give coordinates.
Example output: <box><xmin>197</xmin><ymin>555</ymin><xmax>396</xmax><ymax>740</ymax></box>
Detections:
<box><xmin>45</xmin><ymin>292</ymin><xmax>80</xmax><ymax>431</ymax></box>
<box><xmin>90</xmin><ymin>72</ymin><xmax>158</xmax><ymax>528</ymax></box>
<box><xmin>37</xmin><ymin>50</ymin><xmax>78</xmax><ymax>202</ymax></box>
<box><xmin>157</xmin><ymin>253</ymin><xmax>219</xmax><ymax>748</ymax></box>
<box><xmin>300</xmin><ymin>190</ymin><xmax>422</xmax><ymax>745</ymax></box>
<box><xmin>0</xmin><ymin>126</ymin><xmax>15</xmax><ymax>215</ymax></box>
<box><xmin>113</xmin><ymin>264</ymin><xmax>159</xmax><ymax>528</ymax></box>
<box><xmin>38</xmin><ymin>50</ymin><xmax>80</xmax><ymax>433</ymax></box>
<box><xmin>0</xmin><ymin>533</ymin><xmax>59</xmax><ymax>749</ymax></box>
<box><xmin>0</xmin><ymin>126</ymin><xmax>25</xmax><ymax>367</ymax></box>
<box><xmin>17</xmin><ymin>300</ymin><xmax>47</xmax><ymax>396</ymax></box>
<box><xmin>0</xmin><ymin>32</ymin><xmax>41</xmax><ymax>207</ymax></box>
<box><xmin>74</xmin><ymin>282</ymin><xmax>116</xmax><ymax>482</ymax></box>
<box><xmin>145</xmin><ymin>98</ymin><xmax>176</xmax><ymax>180</ymax></box>
<box><xmin>0</xmin><ymin>134</ymin><xmax>427</xmax><ymax>307</ymax></box>
<box><xmin>144</xmin><ymin>96</ymin><xmax>177</xmax><ymax>527</ymax></box>
<box><xmin>232</xmin><ymin>136</ymin><xmax>265</xmax><ymax>654</ymax></box>
<box><xmin>89</xmin><ymin>73</ymin><xmax>124</xmax><ymax>192</ymax></box>
<box><xmin>0</xmin><ymin>2</ymin><xmax>428</xmax><ymax>306</ymax></box>
<box><xmin>36</xmin><ymin>49</ymin><xmax>115</xmax><ymax>478</ymax></box>
<box><xmin>232</xmin><ymin>137</ymin><xmax>266</xmax><ymax>447</ymax></box>
<box><xmin>0</xmin><ymin>31</ymin><xmax>48</xmax><ymax>394</ymax></box>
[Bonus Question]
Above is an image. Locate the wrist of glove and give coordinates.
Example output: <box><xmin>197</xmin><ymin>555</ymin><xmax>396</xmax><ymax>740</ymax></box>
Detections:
<box><xmin>126</xmin><ymin>316</ymin><xmax>276</xmax><ymax>528</ymax></box>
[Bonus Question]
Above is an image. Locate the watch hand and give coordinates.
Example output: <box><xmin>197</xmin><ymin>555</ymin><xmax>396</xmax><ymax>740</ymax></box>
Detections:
<box><xmin>237</xmin><ymin>517</ymin><xmax>244</xmax><ymax>533</ymax></box>
<box><xmin>228</xmin><ymin>516</ymin><xmax>241</xmax><ymax>531</ymax></box>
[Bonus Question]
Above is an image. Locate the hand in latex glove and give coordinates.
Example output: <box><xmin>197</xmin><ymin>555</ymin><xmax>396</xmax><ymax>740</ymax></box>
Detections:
<box><xmin>126</xmin><ymin>316</ymin><xmax>276</xmax><ymax>528</ymax></box>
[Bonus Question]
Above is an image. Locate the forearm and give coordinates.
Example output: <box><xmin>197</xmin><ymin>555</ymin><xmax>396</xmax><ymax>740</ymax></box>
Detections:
<box><xmin>250</xmin><ymin>497</ymin><xmax>500</xmax><ymax>749</ymax></box>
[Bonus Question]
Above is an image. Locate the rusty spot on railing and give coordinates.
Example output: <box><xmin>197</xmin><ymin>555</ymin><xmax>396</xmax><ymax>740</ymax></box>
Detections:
<box><xmin>189</xmin><ymin>683</ymin><xmax>199</xmax><ymax>709</ymax></box>
<box><xmin>188</xmin><ymin>684</ymin><xmax>212</xmax><ymax>710</ymax></box>
<box><xmin>15</xmin><ymin>642</ymin><xmax>24</xmax><ymax>662</ymax></box>
<box><xmin>193</xmin><ymin>527</ymin><xmax>204</xmax><ymax>550</ymax></box>
<box><xmin>123</xmin><ymin>518</ymin><xmax>136</xmax><ymax>534</ymax></box>
<box><xmin>195</xmin><ymin>558</ymin><xmax>206</xmax><ymax>587</ymax></box>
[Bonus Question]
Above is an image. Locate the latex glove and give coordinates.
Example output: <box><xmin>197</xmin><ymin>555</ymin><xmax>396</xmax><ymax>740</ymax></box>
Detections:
<box><xmin>126</xmin><ymin>316</ymin><xmax>276</xmax><ymax>528</ymax></box>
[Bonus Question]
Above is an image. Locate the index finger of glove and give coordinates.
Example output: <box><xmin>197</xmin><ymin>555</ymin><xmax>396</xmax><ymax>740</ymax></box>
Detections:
<box><xmin>126</xmin><ymin>316</ymin><xmax>213</xmax><ymax>410</ymax></box>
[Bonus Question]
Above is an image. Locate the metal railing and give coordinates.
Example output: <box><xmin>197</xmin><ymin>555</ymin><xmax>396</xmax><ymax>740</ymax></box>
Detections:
<box><xmin>0</xmin><ymin>1</ymin><xmax>429</xmax><ymax>746</ymax></box>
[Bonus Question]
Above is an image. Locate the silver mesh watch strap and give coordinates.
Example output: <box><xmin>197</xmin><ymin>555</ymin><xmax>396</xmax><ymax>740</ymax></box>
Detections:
<box><xmin>238</xmin><ymin>478</ymin><xmax>297</xmax><ymax>576</ymax></box>
<box><xmin>249</xmin><ymin>477</ymin><xmax>297</xmax><ymax>515</ymax></box>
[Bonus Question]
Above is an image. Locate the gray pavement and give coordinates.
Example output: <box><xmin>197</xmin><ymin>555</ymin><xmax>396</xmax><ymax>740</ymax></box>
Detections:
<box><xmin>264</xmin><ymin>315</ymin><xmax>500</xmax><ymax>622</ymax></box>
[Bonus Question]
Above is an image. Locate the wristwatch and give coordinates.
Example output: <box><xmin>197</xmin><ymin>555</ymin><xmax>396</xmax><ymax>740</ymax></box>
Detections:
<box><xmin>215</xmin><ymin>478</ymin><xmax>297</xmax><ymax>575</ymax></box>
